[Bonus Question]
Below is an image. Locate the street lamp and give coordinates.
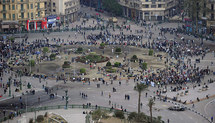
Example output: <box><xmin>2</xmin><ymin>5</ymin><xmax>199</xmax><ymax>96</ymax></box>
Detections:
<box><xmin>65</xmin><ymin>90</ymin><xmax>68</xmax><ymax>109</ymax></box>
<box><xmin>34</xmin><ymin>108</ymin><xmax>37</xmax><ymax>123</ymax></box>
<box><xmin>8</xmin><ymin>76</ymin><xmax>12</xmax><ymax>97</ymax></box>
<box><xmin>19</xmin><ymin>70</ymin><xmax>22</xmax><ymax>90</ymax></box>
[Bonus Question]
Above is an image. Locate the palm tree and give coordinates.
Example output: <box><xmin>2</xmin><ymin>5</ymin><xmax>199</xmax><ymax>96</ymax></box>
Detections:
<box><xmin>134</xmin><ymin>83</ymin><xmax>148</xmax><ymax>114</ymax></box>
<box><xmin>147</xmin><ymin>98</ymin><xmax>155</xmax><ymax>123</ymax></box>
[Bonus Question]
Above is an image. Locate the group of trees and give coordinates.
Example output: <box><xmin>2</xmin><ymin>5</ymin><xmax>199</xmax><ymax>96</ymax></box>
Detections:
<box><xmin>132</xmin><ymin>83</ymin><xmax>161</xmax><ymax>123</ymax></box>
<box><xmin>102</xmin><ymin>0</ymin><xmax>122</xmax><ymax>16</ymax></box>
<box><xmin>183</xmin><ymin>0</ymin><xmax>210</xmax><ymax>34</ymax></box>
<box><xmin>91</xmin><ymin>83</ymin><xmax>161</xmax><ymax>123</ymax></box>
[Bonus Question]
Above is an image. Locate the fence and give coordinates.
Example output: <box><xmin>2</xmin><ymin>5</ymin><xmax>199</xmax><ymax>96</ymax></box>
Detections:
<box><xmin>0</xmin><ymin>104</ymin><xmax>129</xmax><ymax>122</ymax></box>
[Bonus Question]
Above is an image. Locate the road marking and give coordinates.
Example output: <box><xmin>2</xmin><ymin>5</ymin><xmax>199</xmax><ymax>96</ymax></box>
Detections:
<box><xmin>204</xmin><ymin>99</ymin><xmax>215</xmax><ymax>116</ymax></box>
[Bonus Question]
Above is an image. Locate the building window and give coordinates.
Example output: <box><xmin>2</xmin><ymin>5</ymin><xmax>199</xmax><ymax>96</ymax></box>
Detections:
<box><xmin>38</xmin><ymin>12</ymin><xmax>40</xmax><ymax>17</ymax></box>
<box><xmin>211</xmin><ymin>4</ymin><xmax>214</xmax><ymax>10</ymax></box>
<box><xmin>12</xmin><ymin>5</ymin><xmax>15</xmax><ymax>10</ymax></box>
<box><xmin>21</xmin><ymin>4</ymin><xmax>24</xmax><ymax>10</ymax></box>
<box><xmin>203</xmin><ymin>12</ymin><xmax>206</xmax><ymax>17</ymax></box>
<box><xmin>211</xmin><ymin>14</ymin><xmax>214</xmax><ymax>20</ymax></box>
<box><xmin>28</xmin><ymin>13</ymin><xmax>29</xmax><ymax>18</ymax></box>
<box><xmin>3</xmin><ymin>13</ymin><xmax>6</xmax><ymax>19</ymax></box>
<box><xmin>21</xmin><ymin>13</ymin><xmax>24</xmax><ymax>18</ymax></box>
<box><xmin>53</xmin><ymin>3</ymin><xmax>56</xmax><ymax>7</ymax></box>
<box><xmin>21</xmin><ymin>0</ymin><xmax>23</xmax><ymax>2</ymax></box>
<box><xmin>9</xmin><ymin>5</ymin><xmax>10</xmax><ymax>10</ymax></box>
<box><xmin>12</xmin><ymin>0</ymin><xmax>14</xmax><ymax>3</ymax></box>
<box><xmin>158</xmin><ymin>4</ymin><xmax>162</xmax><ymax>8</ymax></box>
<box><xmin>13</xmin><ymin>14</ymin><xmax>15</xmax><ymax>20</ymax></box>
<box><xmin>31</xmin><ymin>4</ymin><xmax>33</xmax><ymax>9</ymax></box>
<box><xmin>31</xmin><ymin>12</ymin><xmax>33</xmax><ymax>18</ymax></box>
<box><xmin>151</xmin><ymin>5</ymin><xmax>156</xmax><ymax>8</ymax></box>
<box><xmin>145</xmin><ymin>5</ymin><xmax>149</xmax><ymax>8</ymax></box>
<box><xmin>38</xmin><ymin>3</ymin><xmax>40</xmax><ymax>9</ymax></box>
<box><xmin>53</xmin><ymin>9</ymin><xmax>56</xmax><ymax>12</ymax></box>
<box><xmin>3</xmin><ymin>5</ymin><xmax>6</xmax><ymax>10</ymax></box>
<box><xmin>27</xmin><ymin>4</ymin><xmax>29</xmax><ymax>9</ymax></box>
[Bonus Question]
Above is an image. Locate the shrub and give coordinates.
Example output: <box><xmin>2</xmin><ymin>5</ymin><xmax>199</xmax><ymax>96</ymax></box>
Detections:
<box><xmin>132</xmin><ymin>55</ymin><xmax>138</xmax><ymax>59</ymax></box>
<box><xmin>44</xmin><ymin>112</ymin><xmax>48</xmax><ymax>117</ymax></box>
<box><xmin>92</xmin><ymin>109</ymin><xmax>102</xmax><ymax>121</ymax></box>
<box><xmin>141</xmin><ymin>62</ymin><xmax>147</xmax><ymax>70</ymax></box>
<box><xmin>149</xmin><ymin>49</ymin><xmax>154</xmax><ymax>56</ymax></box>
<box><xmin>37</xmin><ymin>115</ymin><xmax>44</xmax><ymax>122</ymax></box>
<box><xmin>114</xmin><ymin>62</ymin><xmax>121</xmax><ymax>67</ymax></box>
<box><xmin>106</xmin><ymin>68</ymin><xmax>116</xmax><ymax>73</ymax></box>
<box><xmin>106</xmin><ymin>61</ymin><xmax>112</xmax><ymax>67</ymax></box>
<box><xmin>43</xmin><ymin>47</ymin><xmax>49</xmax><ymax>54</ymax></box>
<box><xmin>80</xmin><ymin>68</ymin><xmax>86</xmax><ymax>74</ymax></box>
<box><xmin>100</xmin><ymin>43</ymin><xmax>105</xmax><ymax>47</ymax></box>
<box><xmin>128</xmin><ymin>112</ymin><xmax>138</xmax><ymax>121</ymax></box>
<box><xmin>115</xmin><ymin>47</ymin><xmax>121</xmax><ymax>53</ymax></box>
<box><xmin>62</xmin><ymin>61</ymin><xmax>70</xmax><ymax>68</ymax></box>
<box><xmin>49</xmin><ymin>54</ymin><xmax>56</xmax><ymax>60</ymax></box>
<box><xmin>77</xmin><ymin>47</ymin><xmax>83</xmax><ymax>53</ymax></box>
<box><xmin>8</xmin><ymin>37</ymin><xmax>15</xmax><ymax>41</ymax></box>
<box><xmin>29</xmin><ymin>60</ymin><xmax>35</xmax><ymax>67</ymax></box>
<box><xmin>114</xmin><ymin>110</ymin><xmax>125</xmax><ymax>119</ymax></box>
<box><xmin>29</xmin><ymin>118</ymin><xmax>33</xmax><ymax>123</ymax></box>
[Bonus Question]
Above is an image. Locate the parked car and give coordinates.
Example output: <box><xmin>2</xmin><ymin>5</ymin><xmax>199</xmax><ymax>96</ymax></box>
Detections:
<box><xmin>168</xmin><ymin>105</ymin><xmax>186</xmax><ymax>111</ymax></box>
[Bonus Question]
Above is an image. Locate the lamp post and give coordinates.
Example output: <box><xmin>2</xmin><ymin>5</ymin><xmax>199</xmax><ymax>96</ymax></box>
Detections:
<box><xmin>34</xmin><ymin>108</ymin><xmax>37</xmax><ymax>123</ymax></box>
<box><xmin>19</xmin><ymin>70</ymin><xmax>22</xmax><ymax>90</ymax></box>
<box><xmin>8</xmin><ymin>76</ymin><xmax>12</xmax><ymax>97</ymax></box>
<box><xmin>65</xmin><ymin>90</ymin><xmax>68</xmax><ymax>109</ymax></box>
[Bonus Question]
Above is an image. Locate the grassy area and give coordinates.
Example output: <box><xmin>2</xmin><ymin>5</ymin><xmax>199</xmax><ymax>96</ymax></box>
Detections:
<box><xmin>100</xmin><ymin>117</ymin><xmax>129</xmax><ymax>123</ymax></box>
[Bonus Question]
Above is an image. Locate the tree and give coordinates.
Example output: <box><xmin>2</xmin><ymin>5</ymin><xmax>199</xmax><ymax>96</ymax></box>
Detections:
<box><xmin>62</xmin><ymin>61</ymin><xmax>70</xmax><ymax>68</ymax></box>
<box><xmin>114</xmin><ymin>110</ymin><xmax>125</xmax><ymax>119</ymax></box>
<box><xmin>106</xmin><ymin>61</ymin><xmax>112</xmax><ymax>67</ymax></box>
<box><xmin>141</xmin><ymin>62</ymin><xmax>147</xmax><ymax>70</ymax></box>
<box><xmin>102</xmin><ymin>0</ymin><xmax>122</xmax><ymax>16</ymax></box>
<box><xmin>49</xmin><ymin>54</ymin><xmax>56</xmax><ymax>61</ymax></box>
<box><xmin>183</xmin><ymin>0</ymin><xmax>207</xmax><ymax>34</ymax></box>
<box><xmin>37</xmin><ymin>115</ymin><xmax>44</xmax><ymax>122</ymax></box>
<box><xmin>29</xmin><ymin>60</ymin><xmax>35</xmax><ymax>67</ymax></box>
<box><xmin>134</xmin><ymin>83</ymin><xmax>148</xmax><ymax>114</ymax></box>
<box><xmin>43</xmin><ymin>47</ymin><xmax>49</xmax><ymax>54</ymax></box>
<box><xmin>115</xmin><ymin>47</ymin><xmax>121</xmax><ymax>53</ymax></box>
<box><xmin>148</xmin><ymin>49</ymin><xmax>153</xmax><ymax>56</ymax></box>
<box><xmin>77</xmin><ymin>47</ymin><xmax>83</xmax><ymax>53</ymax></box>
<box><xmin>132</xmin><ymin>55</ymin><xmax>138</xmax><ymax>59</ymax></box>
<box><xmin>114</xmin><ymin>62</ymin><xmax>121</xmax><ymax>67</ymax></box>
<box><xmin>148</xmin><ymin>98</ymin><xmax>155</xmax><ymax>123</ymax></box>
<box><xmin>92</xmin><ymin>109</ymin><xmax>108</xmax><ymax>123</ymax></box>
<box><xmin>100</xmin><ymin>43</ymin><xmax>105</xmax><ymax>47</ymax></box>
<box><xmin>80</xmin><ymin>68</ymin><xmax>86</xmax><ymax>74</ymax></box>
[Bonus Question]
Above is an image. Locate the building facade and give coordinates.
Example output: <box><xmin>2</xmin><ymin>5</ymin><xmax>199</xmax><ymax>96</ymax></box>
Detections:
<box><xmin>0</xmin><ymin>0</ymin><xmax>46</xmax><ymax>27</ymax></box>
<box><xmin>45</xmin><ymin>0</ymin><xmax>80</xmax><ymax>24</ymax></box>
<box><xmin>118</xmin><ymin>0</ymin><xmax>178</xmax><ymax>21</ymax></box>
<box><xmin>204</xmin><ymin>0</ymin><xmax>215</xmax><ymax>34</ymax></box>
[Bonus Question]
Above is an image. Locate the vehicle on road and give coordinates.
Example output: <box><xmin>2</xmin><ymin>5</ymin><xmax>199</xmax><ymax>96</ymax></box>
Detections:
<box><xmin>168</xmin><ymin>105</ymin><xmax>186</xmax><ymax>111</ymax></box>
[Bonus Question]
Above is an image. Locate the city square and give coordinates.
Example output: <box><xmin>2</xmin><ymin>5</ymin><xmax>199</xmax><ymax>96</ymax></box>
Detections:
<box><xmin>0</xmin><ymin>0</ymin><xmax>215</xmax><ymax>123</ymax></box>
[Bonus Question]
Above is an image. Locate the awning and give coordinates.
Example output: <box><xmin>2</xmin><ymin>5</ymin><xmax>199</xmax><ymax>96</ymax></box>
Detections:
<box><xmin>2</xmin><ymin>25</ymin><xmax>9</xmax><ymax>29</ymax></box>
<box><xmin>47</xmin><ymin>21</ymin><xmax>55</xmax><ymax>24</ymax></box>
